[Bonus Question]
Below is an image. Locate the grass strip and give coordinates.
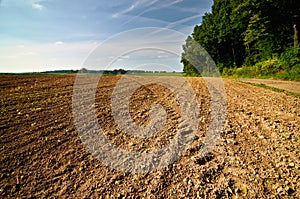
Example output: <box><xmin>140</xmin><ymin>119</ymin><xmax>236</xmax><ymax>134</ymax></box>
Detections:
<box><xmin>241</xmin><ymin>81</ymin><xmax>300</xmax><ymax>98</ymax></box>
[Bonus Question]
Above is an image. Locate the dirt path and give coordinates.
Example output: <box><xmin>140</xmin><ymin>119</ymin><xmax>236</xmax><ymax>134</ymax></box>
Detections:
<box><xmin>239</xmin><ymin>78</ymin><xmax>300</xmax><ymax>95</ymax></box>
<box><xmin>0</xmin><ymin>75</ymin><xmax>299</xmax><ymax>198</ymax></box>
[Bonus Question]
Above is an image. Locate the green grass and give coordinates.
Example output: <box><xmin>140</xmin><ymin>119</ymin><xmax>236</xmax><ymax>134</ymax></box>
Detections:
<box><xmin>222</xmin><ymin>70</ymin><xmax>300</xmax><ymax>81</ymax></box>
<box><xmin>242</xmin><ymin>81</ymin><xmax>300</xmax><ymax>98</ymax></box>
<box><xmin>236</xmin><ymin>73</ymin><xmax>300</xmax><ymax>81</ymax></box>
<box><xmin>223</xmin><ymin>73</ymin><xmax>300</xmax><ymax>82</ymax></box>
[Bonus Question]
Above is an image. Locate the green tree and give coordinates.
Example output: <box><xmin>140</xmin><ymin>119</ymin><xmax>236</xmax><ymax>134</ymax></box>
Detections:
<box><xmin>181</xmin><ymin>36</ymin><xmax>200</xmax><ymax>76</ymax></box>
<box><xmin>181</xmin><ymin>36</ymin><xmax>218</xmax><ymax>76</ymax></box>
<box><xmin>243</xmin><ymin>14</ymin><xmax>274</xmax><ymax>65</ymax></box>
<box><xmin>182</xmin><ymin>0</ymin><xmax>300</xmax><ymax>76</ymax></box>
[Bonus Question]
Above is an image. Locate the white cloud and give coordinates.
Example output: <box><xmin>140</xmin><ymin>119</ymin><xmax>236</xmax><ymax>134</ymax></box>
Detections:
<box><xmin>32</xmin><ymin>3</ymin><xmax>43</xmax><ymax>10</ymax></box>
<box><xmin>157</xmin><ymin>55</ymin><xmax>169</xmax><ymax>59</ymax></box>
<box><xmin>55</xmin><ymin>41</ymin><xmax>64</xmax><ymax>45</ymax></box>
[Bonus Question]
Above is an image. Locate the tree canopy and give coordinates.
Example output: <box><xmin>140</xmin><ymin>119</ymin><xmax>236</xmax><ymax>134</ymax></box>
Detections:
<box><xmin>182</xmin><ymin>0</ymin><xmax>300</xmax><ymax>76</ymax></box>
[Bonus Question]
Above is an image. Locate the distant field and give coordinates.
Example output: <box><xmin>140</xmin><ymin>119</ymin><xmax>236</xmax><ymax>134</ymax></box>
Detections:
<box><xmin>0</xmin><ymin>71</ymin><xmax>183</xmax><ymax>77</ymax></box>
<box><xmin>126</xmin><ymin>72</ymin><xmax>183</xmax><ymax>76</ymax></box>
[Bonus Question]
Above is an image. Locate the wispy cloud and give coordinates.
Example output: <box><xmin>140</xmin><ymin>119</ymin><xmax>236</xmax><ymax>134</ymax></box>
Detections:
<box><xmin>82</xmin><ymin>27</ymin><xmax>185</xmax><ymax>72</ymax></box>
<box><xmin>112</xmin><ymin>0</ymin><xmax>182</xmax><ymax>20</ymax></box>
<box><xmin>166</xmin><ymin>14</ymin><xmax>202</xmax><ymax>29</ymax></box>
<box><xmin>117</xmin><ymin>55</ymin><xmax>130</xmax><ymax>61</ymax></box>
<box><xmin>112</xmin><ymin>4</ymin><xmax>135</xmax><ymax>18</ymax></box>
<box><xmin>165</xmin><ymin>0</ymin><xmax>184</xmax><ymax>7</ymax></box>
<box><xmin>114</xmin><ymin>0</ymin><xmax>195</xmax><ymax>32</ymax></box>
<box><xmin>112</xmin><ymin>0</ymin><xmax>159</xmax><ymax>18</ymax></box>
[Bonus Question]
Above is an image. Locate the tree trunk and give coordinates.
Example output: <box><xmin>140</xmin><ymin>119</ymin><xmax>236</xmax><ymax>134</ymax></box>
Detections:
<box><xmin>231</xmin><ymin>45</ymin><xmax>236</xmax><ymax>66</ymax></box>
<box><xmin>294</xmin><ymin>24</ymin><xmax>298</xmax><ymax>48</ymax></box>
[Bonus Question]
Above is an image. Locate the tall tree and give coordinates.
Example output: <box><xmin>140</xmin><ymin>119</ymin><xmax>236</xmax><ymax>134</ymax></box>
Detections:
<box><xmin>182</xmin><ymin>0</ymin><xmax>300</xmax><ymax>74</ymax></box>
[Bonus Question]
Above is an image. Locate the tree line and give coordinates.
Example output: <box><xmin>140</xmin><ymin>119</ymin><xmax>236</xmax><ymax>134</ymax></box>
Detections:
<box><xmin>182</xmin><ymin>0</ymin><xmax>300</xmax><ymax>79</ymax></box>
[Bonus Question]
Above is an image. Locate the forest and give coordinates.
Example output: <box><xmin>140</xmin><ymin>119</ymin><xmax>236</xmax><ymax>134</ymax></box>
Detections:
<box><xmin>181</xmin><ymin>0</ymin><xmax>300</xmax><ymax>80</ymax></box>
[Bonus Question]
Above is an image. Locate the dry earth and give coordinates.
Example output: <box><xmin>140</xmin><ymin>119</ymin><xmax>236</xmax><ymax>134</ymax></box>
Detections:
<box><xmin>0</xmin><ymin>75</ymin><xmax>299</xmax><ymax>198</ymax></box>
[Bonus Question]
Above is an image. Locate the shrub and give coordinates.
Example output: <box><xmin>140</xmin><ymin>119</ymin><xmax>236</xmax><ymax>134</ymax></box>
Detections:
<box><xmin>277</xmin><ymin>47</ymin><xmax>300</xmax><ymax>70</ymax></box>
<box><xmin>258</xmin><ymin>57</ymin><xmax>279</xmax><ymax>75</ymax></box>
<box><xmin>223</xmin><ymin>47</ymin><xmax>300</xmax><ymax>80</ymax></box>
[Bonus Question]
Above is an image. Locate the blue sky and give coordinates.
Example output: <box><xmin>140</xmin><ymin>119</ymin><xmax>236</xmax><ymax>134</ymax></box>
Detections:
<box><xmin>0</xmin><ymin>0</ymin><xmax>213</xmax><ymax>72</ymax></box>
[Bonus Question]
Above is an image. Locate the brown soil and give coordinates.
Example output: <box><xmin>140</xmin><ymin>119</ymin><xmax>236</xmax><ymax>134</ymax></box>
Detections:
<box><xmin>239</xmin><ymin>78</ymin><xmax>300</xmax><ymax>95</ymax></box>
<box><xmin>0</xmin><ymin>75</ymin><xmax>299</xmax><ymax>198</ymax></box>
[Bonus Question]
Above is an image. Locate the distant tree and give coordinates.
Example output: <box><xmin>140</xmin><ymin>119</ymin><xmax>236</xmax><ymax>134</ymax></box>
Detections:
<box><xmin>80</xmin><ymin>68</ymin><xmax>88</xmax><ymax>73</ymax></box>
<box><xmin>181</xmin><ymin>36</ymin><xmax>200</xmax><ymax>76</ymax></box>
<box><xmin>181</xmin><ymin>36</ymin><xmax>218</xmax><ymax>76</ymax></box>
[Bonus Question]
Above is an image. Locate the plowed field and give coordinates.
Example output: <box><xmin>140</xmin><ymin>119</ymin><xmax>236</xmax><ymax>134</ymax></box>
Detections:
<box><xmin>0</xmin><ymin>75</ymin><xmax>299</xmax><ymax>198</ymax></box>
